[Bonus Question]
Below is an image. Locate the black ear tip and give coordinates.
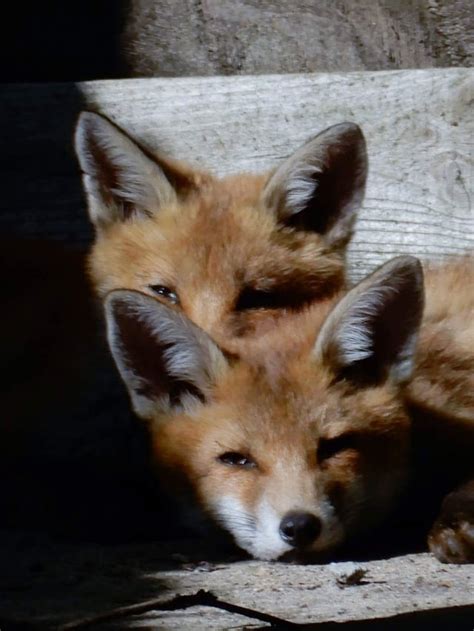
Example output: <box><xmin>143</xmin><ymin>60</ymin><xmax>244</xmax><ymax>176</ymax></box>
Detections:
<box><xmin>75</xmin><ymin>111</ymin><xmax>104</xmax><ymax>152</ymax></box>
<box><xmin>384</xmin><ymin>255</ymin><xmax>425</xmax><ymax>300</ymax></box>
<box><xmin>334</xmin><ymin>121</ymin><xmax>362</xmax><ymax>133</ymax></box>
<box><xmin>324</xmin><ymin>123</ymin><xmax>367</xmax><ymax>169</ymax></box>
<box><xmin>105</xmin><ymin>289</ymin><xmax>148</xmax><ymax>316</ymax></box>
<box><xmin>105</xmin><ymin>288</ymin><xmax>178</xmax><ymax>321</ymax></box>
<box><xmin>76</xmin><ymin>110</ymin><xmax>114</xmax><ymax>138</ymax></box>
<box><xmin>105</xmin><ymin>289</ymin><xmax>134</xmax><ymax>319</ymax></box>
<box><xmin>77</xmin><ymin>110</ymin><xmax>98</xmax><ymax>129</ymax></box>
<box><xmin>391</xmin><ymin>254</ymin><xmax>423</xmax><ymax>275</ymax></box>
<box><xmin>329</xmin><ymin>121</ymin><xmax>365</xmax><ymax>143</ymax></box>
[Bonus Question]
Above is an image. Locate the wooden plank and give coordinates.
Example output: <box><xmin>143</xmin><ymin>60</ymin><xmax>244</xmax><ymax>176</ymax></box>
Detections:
<box><xmin>1</xmin><ymin>531</ymin><xmax>473</xmax><ymax>630</ymax></box>
<box><xmin>2</xmin><ymin>1</ymin><xmax>473</xmax><ymax>83</ymax></box>
<box><xmin>1</xmin><ymin>69</ymin><xmax>473</xmax><ymax>281</ymax></box>
<box><xmin>124</xmin><ymin>0</ymin><xmax>474</xmax><ymax>76</ymax></box>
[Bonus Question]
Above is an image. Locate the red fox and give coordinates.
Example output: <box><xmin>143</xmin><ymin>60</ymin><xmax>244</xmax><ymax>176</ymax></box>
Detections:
<box><xmin>104</xmin><ymin>255</ymin><xmax>474</xmax><ymax>563</ymax></box>
<box><xmin>75</xmin><ymin>112</ymin><xmax>367</xmax><ymax>343</ymax></box>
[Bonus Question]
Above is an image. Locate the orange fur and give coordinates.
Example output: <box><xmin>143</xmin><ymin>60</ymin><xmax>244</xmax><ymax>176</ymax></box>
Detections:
<box><xmin>76</xmin><ymin>114</ymin><xmax>367</xmax><ymax>346</ymax></box>
<box><xmin>407</xmin><ymin>257</ymin><xmax>474</xmax><ymax>563</ymax></box>
<box><xmin>105</xmin><ymin>255</ymin><xmax>474</xmax><ymax>561</ymax></box>
<box><xmin>407</xmin><ymin>257</ymin><xmax>474</xmax><ymax>419</ymax></box>
<box><xmin>154</xmin><ymin>355</ymin><xmax>410</xmax><ymax>558</ymax></box>
<box><xmin>90</xmin><ymin>174</ymin><xmax>344</xmax><ymax>342</ymax></box>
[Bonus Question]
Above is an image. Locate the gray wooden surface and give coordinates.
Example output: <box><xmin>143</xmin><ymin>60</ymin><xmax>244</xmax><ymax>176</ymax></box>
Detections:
<box><xmin>1</xmin><ymin>531</ymin><xmax>473</xmax><ymax>629</ymax></box>
<box><xmin>1</xmin><ymin>68</ymin><xmax>472</xmax><ymax>281</ymax></box>
<box><xmin>124</xmin><ymin>0</ymin><xmax>474</xmax><ymax>76</ymax></box>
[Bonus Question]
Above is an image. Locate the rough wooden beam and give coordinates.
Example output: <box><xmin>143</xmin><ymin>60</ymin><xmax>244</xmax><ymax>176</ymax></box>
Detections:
<box><xmin>1</xmin><ymin>69</ymin><xmax>472</xmax><ymax>282</ymax></box>
<box><xmin>124</xmin><ymin>0</ymin><xmax>474</xmax><ymax>76</ymax></box>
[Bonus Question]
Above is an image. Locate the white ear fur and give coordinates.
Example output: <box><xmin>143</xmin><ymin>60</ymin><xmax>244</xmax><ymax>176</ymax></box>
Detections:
<box><xmin>314</xmin><ymin>256</ymin><xmax>424</xmax><ymax>384</ymax></box>
<box><xmin>284</xmin><ymin>162</ymin><xmax>321</xmax><ymax>215</ymax></box>
<box><xmin>326</xmin><ymin>283</ymin><xmax>398</xmax><ymax>366</ymax></box>
<box><xmin>75</xmin><ymin>112</ymin><xmax>177</xmax><ymax>229</ymax></box>
<box><xmin>105</xmin><ymin>290</ymin><xmax>228</xmax><ymax>418</ymax></box>
<box><xmin>262</xmin><ymin>122</ymin><xmax>367</xmax><ymax>248</ymax></box>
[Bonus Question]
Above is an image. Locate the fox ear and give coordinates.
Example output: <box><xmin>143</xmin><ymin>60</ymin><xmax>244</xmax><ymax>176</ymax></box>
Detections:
<box><xmin>314</xmin><ymin>256</ymin><xmax>424</xmax><ymax>385</ymax></box>
<box><xmin>105</xmin><ymin>290</ymin><xmax>229</xmax><ymax>419</ymax></box>
<box><xmin>262</xmin><ymin>122</ymin><xmax>367</xmax><ymax>249</ymax></box>
<box><xmin>75</xmin><ymin>112</ymin><xmax>181</xmax><ymax>230</ymax></box>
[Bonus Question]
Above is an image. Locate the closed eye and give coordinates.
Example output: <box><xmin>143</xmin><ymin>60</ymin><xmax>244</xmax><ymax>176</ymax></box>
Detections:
<box><xmin>317</xmin><ymin>434</ymin><xmax>357</xmax><ymax>463</ymax></box>
<box><xmin>235</xmin><ymin>288</ymin><xmax>280</xmax><ymax>310</ymax></box>
<box><xmin>235</xmin><ymin>286</ymin><xmax>315</xmax><ymax>311</ymax></box>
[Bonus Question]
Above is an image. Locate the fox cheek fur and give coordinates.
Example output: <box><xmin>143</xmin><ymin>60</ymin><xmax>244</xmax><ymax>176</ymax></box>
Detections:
<box><xmin>75</xmin><ymin>112</ymin><xmax>368</xmax><ymax>343</ymax></box>
<box><xmin>153</xmin><ymin>423</ymin><xmax>350</xmax><ymax>561</ymax></box>
<box><xmin>153</xmin><ymin>398</ymin><xmax>410</xmax><ymax>561</ymax></box>
<box><xmin>103</xmin><ymin>256</ymin><xmax>419</xmax><ymax>560</ymax></box>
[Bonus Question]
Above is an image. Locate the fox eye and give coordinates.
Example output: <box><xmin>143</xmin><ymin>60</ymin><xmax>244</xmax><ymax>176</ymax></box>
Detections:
<box><xmin>218</xmin><ymin>451</ymin><xmax>256</xmax><ymax>468</ymax></box>
<box><xmin>318</xmin><ymin>434</ymin><xmax>356</xmax><ymax>462</ymax></box>
<box><xmin>149</xmin><ymin>285</ymin><xmax>180</xmax><ymax>305</ymax></box>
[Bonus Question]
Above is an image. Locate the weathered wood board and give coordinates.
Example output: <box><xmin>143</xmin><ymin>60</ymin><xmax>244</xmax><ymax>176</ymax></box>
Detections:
<box><xmin>2</xmin><ymin>1</ymin><xmax>473</xmax><ymax>83</ymax></box>
<box><xmin>1</xmin><ymin>531</ymin><xmax>473</xmax><ymax>630</ymax></box>
<box><xmin>124</xmin><ymin>0</ymin><xmax>474</xmax><ymax>76</ymax></box>
<box><xmin>1</xmin><ymin>68</ymin><xmax>472</xmax><ymax>282</ymax></box>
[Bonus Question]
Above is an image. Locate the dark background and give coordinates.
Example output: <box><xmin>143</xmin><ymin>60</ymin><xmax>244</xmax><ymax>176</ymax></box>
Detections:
<box><xmin>0</xmin><ymin>0</ymin><xmax>472</xmax><ymax>543</ymax></box>
<box><xmin>0</xmin><ymin>0</ymin><xmax>127</xmax><ymax>82</ymax></box>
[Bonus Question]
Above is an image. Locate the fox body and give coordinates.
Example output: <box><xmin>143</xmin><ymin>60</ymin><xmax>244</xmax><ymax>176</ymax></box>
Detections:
<box><xmin>75</xmin><ymin>112</ymin><xmax>367</xmax><ymax>344</ymax></box>
<box><xmin>105</xmin><ymin>255</ymin><xmax>474</xmax><ymax>562</ymax></box>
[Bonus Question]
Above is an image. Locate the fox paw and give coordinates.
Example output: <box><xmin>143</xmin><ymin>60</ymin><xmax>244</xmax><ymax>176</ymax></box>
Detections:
<box><xmin>428</xmin><ymin>482</ymin><xmax>474</xmax><ymax>564</ymax></box>
<box><xmin>429</xmin><ymin>520</ymin><xmax>474</xmax><ymax>564</ymax></box>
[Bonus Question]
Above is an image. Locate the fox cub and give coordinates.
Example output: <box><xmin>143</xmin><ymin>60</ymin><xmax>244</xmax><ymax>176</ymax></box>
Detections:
<box><xmin>105</xmin><ymin>255</ymin><xmax>474</xmax><ymax>563</ymax></box>
<box><xmin>75</xmin><ymin>112</ymin><xmax>367</xmax><ymax>344</ymax></box>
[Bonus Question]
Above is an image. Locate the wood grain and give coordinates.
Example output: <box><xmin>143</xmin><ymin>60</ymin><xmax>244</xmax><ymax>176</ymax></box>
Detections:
<box><xmin>1</xmin><ymin>68</ymin><xmax>472</xmax><ymax>281</ymax></box>
<box><xmin>124</xmin><ymin>0</ymin><xmax>474</xmax><ymax>76</ymax></box>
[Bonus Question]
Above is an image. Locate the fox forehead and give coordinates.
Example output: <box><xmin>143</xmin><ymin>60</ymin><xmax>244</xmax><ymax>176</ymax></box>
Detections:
<box><xmin>216</xmin><ymin>364</ymin><xmax>405</xmax><ymax>436</ymax></box>
<box><xmin>155</xmin><ymin>353</ymin><xmax>407</xmax><ymax>466</ymax></box>
<box><xmin>89</xmin><ymin>172</ymin><xmax>340</xmax><ymax>297</ymax></box>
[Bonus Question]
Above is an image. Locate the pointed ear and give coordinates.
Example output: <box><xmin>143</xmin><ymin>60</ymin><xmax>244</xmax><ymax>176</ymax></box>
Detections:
<box><xmin>314</xmin><ymin>256</ymin><xmax>424</xmax><ymax>385</ymax></box>
<box><xmin>262</xmin><ymin>122</ymin><xmax>367</xmax><ymax>249</ymax></box>
<box><xmin>75</xmin><ymin>112</ymin><xmax>184</xmax><ymax>230</ymax></box>
<box><xmin>104</xmin><ymin>290</ymin><xmax>229</xmax><ymax>419</ymax></box>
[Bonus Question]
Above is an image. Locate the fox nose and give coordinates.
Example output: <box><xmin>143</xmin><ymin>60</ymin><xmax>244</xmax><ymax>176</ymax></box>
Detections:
<box><xmin>279</xmin><ymin>511</ymin><xmax>321</xmax><ymax>548</ymax></box>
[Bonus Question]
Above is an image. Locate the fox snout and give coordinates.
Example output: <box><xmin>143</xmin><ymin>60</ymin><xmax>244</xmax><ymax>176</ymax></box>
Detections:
<box><xmin>279</xmin><ymin>511</ymin><xmax>322</xmax><ymax>548</ymax></box>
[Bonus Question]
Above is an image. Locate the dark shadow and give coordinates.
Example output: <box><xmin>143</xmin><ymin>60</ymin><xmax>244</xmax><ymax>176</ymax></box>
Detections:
<box><xmin>0</xmin><ymin>530</ymin><xmax>186</xmax><ymax>629</ymax></box>
<box><xmin>0</xmin><ymin>234</ymin><xmax>180</xmax><ymax>543</ymax></box>
<box><xmin>0</xmin><ymin>82</ymin><xmax>92</xmax><ymax>245</ymax></box>
<box><xmin>0</xmin><ymin>6</ymin><xmax>194</xmax><ymax>624</ymax></box>
<box><xmin>0</xmin><ymin>0</ymin><xmax>129</xmax><ymax>83</ymax></box>
<box><xmin>0</xmin><ymin>75</ymin><xmax>175</xmax><ymax>543</ymax></box>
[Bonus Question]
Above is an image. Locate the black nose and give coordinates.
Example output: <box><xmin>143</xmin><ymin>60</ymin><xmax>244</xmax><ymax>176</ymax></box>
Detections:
<box><xmin>279</xmin><ymin>512</ymin><xmax>321</xmax><ymax>548</ymax></box>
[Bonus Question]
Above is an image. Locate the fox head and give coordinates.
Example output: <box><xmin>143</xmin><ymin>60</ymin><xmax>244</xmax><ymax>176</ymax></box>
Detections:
<box><xmin>76</xmin><ymin>112</ymin><xmax>367</xmax><ymax>343</ymax></box>
<box><xmin>105</xmin><ymin>256</ymin><xmax>424</xmax><ymax>560</ymax></box>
